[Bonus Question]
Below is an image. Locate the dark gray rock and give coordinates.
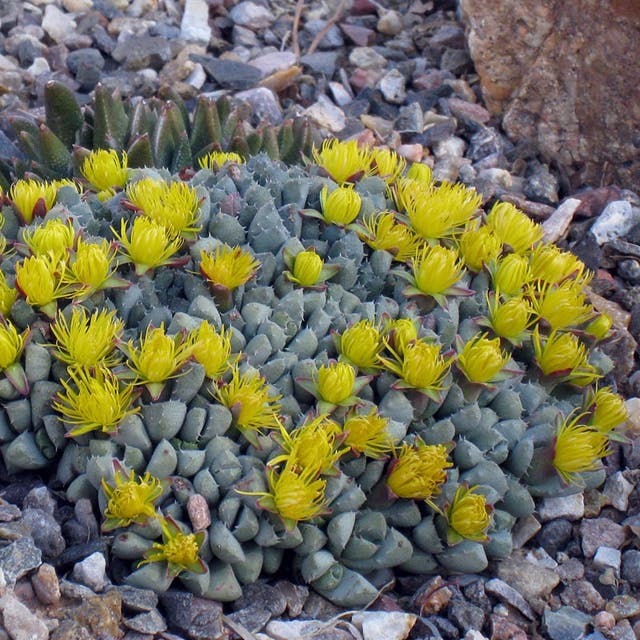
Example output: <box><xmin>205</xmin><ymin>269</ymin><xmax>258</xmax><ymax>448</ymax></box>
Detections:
<box><xmin>300</xmin><ymin>51</ymin><xmax>339</xmax><ymax>75</ymax></box>
<box><xmin>226</xmin><ymin>606</ymin><xmax>271</xmax><ymax>634</ymax></box>
<box><xmin>117</xmin><ymin>585</ymin><xmax>159</xmax><ymax>612</ymax></box>
<box><xmin>447</xmin><ymin>597</ymin><xmax>485</xmax><ymax>631</ymax></box>
<box><xmin>22</xmin><ymin>508</ymin><xmax>65</xmax><ymax>560</ymax></box>
<box><xmin>0</xmin><ymin>537</ymin><xmax>42</xmax><ymax>585</ymax></box>
<box><xmin>538</xmin><ymin>519</ymin><xmax>573</xmax><ymax>557</ymax></box>
<box><xmin>543</xmin><ymin>606</ymin><xmax>591</xmax><ymax>640</ymax></box>
<box><xmin>66</xmin><ymin>48</ymin><xmax>105</xmax><ymax>91</ymax></box>
<box><xmin>622</xmin><ymin>549</ymin><xmax>640</xmax><ymax>585</ymax></box>
<box><xmin>124</xmin><ymin>609</ymin><xmax>167</xmax><ymax>634</ymax></box>
<box><xmin>191</xmin><ymin>55</ymin><xmax>261</xmax><ymax>90</ymax></box>
<box><xmin>159</xmin><ymin>590</ymin><xmax>224</xmax><ymax>640</ymax></box>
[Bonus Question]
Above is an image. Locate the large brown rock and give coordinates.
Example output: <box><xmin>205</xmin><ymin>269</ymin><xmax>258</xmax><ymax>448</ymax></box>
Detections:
<box><xmin>459</xmin><ymin>0</ymin><xmax>640</xmax><ymax>189</ymax></box>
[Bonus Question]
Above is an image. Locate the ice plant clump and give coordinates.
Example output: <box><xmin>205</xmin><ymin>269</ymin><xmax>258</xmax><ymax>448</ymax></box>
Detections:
<box><xmin>53</xmin><ymin>366</ymin><xmax>139</xmax><ymax>437</ymax></box>
<box><xmin>81</xmin><ymin>149</ymin><xmax>129</xmax><ymax>200</ymax></box>
<box><xmin>552</xmin><ymin>413</ymin><xmax>611</xmax><ymax>485</ymax></box>
<box><xmin>50</xmin><ymin>307</ymin><xmax>124</xmax><ymax>370</ymax></box>
<box><xmin>446</xmin><ymin>485</ymin><xmax>492</xmax><ymax>543</ymax></box>
<box><xmin>139</xmin><ymin>517</ymin><xmax>206</xmax><ymax>577</ymax></box>
<box><xmin>387</xmin><ymin>439</ymin><xmax>452</xmax><ymax>504</ymax></box>
<box><xmin>101</xmin><ymin>463</ymin><xmax>165</xmax><ymax>531</ymax></box>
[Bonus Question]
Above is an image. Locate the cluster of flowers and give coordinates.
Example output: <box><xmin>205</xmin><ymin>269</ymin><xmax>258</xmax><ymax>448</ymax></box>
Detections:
<box><xmin>0</xmin><ymin>139</ymin><xmax>629</xmax><ymax>591</ymax></box>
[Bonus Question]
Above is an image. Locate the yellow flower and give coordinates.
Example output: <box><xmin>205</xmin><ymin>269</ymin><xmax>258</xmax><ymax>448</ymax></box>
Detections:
<box><xmin>0</xmin><ymin>321</ymin><xmax>26</xmax><ymax>370</ymax></box>
<box><xmin>369</xmin><ymin>148</ymin><xmax>406</xmax><ymax>183</ymax></box>
<box><xmin>387</xmin><ymin>439</ymin><xmax>452</xmax><ymax>503</ymax></box>
<box><xmin>552</xmin><ymin>413</ymin><xmax>611</xmax><ymax>485</ymax></box>
<box><xmin>199</xmin><ymin>245</ymin><xmax>260</xmax><ymax>291</ymax></box>
<box><xmin>316</xmin><ymin>361</ymin><xmax>357</xmax><ymax>405</ymax></box>
<box><xmin>272</xmin><ymin>414</ymin><xmax>344</xmax><ymax>476</ymax></box>
<box><xmin>446</xmin><ymin>485</ymin><xmax>492</xmax><ymax>542</ymax></box>
<box><xmin>392</xmin><ymin>177</ymin><xmax>426</xmax><ymax>213</ymax></box>
<box><xmin>188</xmin><ymin>321</ymin><xmax>236</xmax><ymax>379</ymax></box>
<box><xmin>337</xmin><ymin>319</ymin><xmax>383</xmax><ymax>370</ymax></box>
<box><xmin>486</xmin><ymin>201</ymin><xmax>543</xmax><ymax>254</ymax></box>
<box><xmin>531</xmin><ymin>280</ymin><xmax>594</xmax><ymax>331</ymax></box>
<box><xmin>532</xmin><ymin>327</ymin><xmax>600</xmax><ymax>386</ymax></box>
<box><xmin>379</xmin><ymin>339</ymin><xmax>452</xmax><ymax>398</ymax></box>
<box><xmin>383</xmin><ymin>317</ymin><xmax>418</xmax><ymax>357</ymax></box>
<box><xmin>360</xmin><ymin>211</ymin><xmax>424</xmax><ymax>262</ymax></box>
<box><xmin>139</xmin><ymin>517</ymin><xmax>205</xmax><ymax>577</ymax></box>
<box><xmin>0</xmin><ymin>272</ymin><xmax>17</xmax><ymax>317</ymax></box>
<box><xmin>529</xmin><ymin>243</ymin><xmax>588</xmax><ymax>285</ymax></box>
<box><xmin>406</xmin><ymin>163</ymin><xmax>433</xmax><ymax>184</ymax></box>
<box><xmin>457</xmin><ymin>334</ymin><xmax>510</xmax><ymax>384</ymax></box>
<box><xmin>198</xmin><ymin>151</ymin><xmax>245</xmax><ymax>170</ymax></box>
<box><xmin>586</xmin><ymin>387</ymin><xmax>629</xmax><ymax>433</ymax></box>
<box><xmin>9</xmin><ymin>179</ymin><xmax>58</xmax><ymax>224</ymax></box>
<box><xmin>81</xmin><ymin>149</ymin><xmax>129</xmax><ymax>200</ymax></box>
<box><xmin>288</xmin><ymin>250</ymin><xmax>324</xmax><ymax>287</ymax></box>
<box><xmin>63</xmin><ymin>238</ymin><xmax>119</xmax><ymax>298</ymax></box>
<box><xmin>313</xmin><ymin>138</ymin><xmax>372</xmax><ymax>184</ymax></box>
<box><xmin>342</xmin><ymin>408</ymin><xmax>394</xmax><ymax>458</ymax></box>
<box><xmin>213</xmin><ymin>365</ymin><xmax>281</xmax><ymax>444</ymax></box>
<box><xmin>254</xmin><ymin>462</ymin><xmax>328</xmax><ymax>530</ymax></box>
<box><xmin>127</xmin><ymin>178</ymin><xmax>202</xmax><ymax>238</ymax></box>
<box><xmin>113</xmin><ymin>217</ymin><xmax>183</xmax><ymax>276</ymax></box>
<box><xmin>319</xmin><ymin>185</ymin><xmax>362</xmax><ymax>226</ymax></box>
<box><xmin>486</xmin><ymin>294</ymin><xmax>532</xmax><ymax>342</ymax></box>
<box><xmin>50</xmin><ymin>307</ymin><xmax>123</xmax><ymax>369</ymax></box>
<box><xmin>405</xmin><ymin>182</ymin><xmax>482</xmax><ymax>241</ymax></box>
<box><xmin>53</xmin><ymin>366</ymin><xmax>140</xmax><ymax>437</ymax></box>
<box><xmin>126</xmin><ymin>324</ymin><xmax>192</xmax><ymax>398</ymax></box>
<box><xmin>584</xmin><ymin>313</ymin><xmax>613</xmax><ymax>341</ymax></box>
<box><xmin>490</xmin><ymin>254</ymin><xmax>533</xmax><ymax>296</ymax></box>
<box><xmin>101</xmin><ymin>464</ymin><xmax>164</xmax><ymax>531</ymax></box>
<box><xmin>22</xmin><ymin>218</ymin><xmax>76</xmax><ymax>260</ymax></box>
<box><xmin>457</xmin><ymin>224</ymin><xmax>503</xmax><ymax>272</ymax></box>
<box><xmin>408</xmin><ymin>244</ymin><xmax>466</xmax><ymax>300</ymax></box>
<box><xmin>15</xmin><ymin>254</ymin><xmax>67</xmax><ymax>316</ymax></box>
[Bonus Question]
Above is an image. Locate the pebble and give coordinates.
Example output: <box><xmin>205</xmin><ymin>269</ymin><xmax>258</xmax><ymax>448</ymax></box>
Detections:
<box><xmin>378</xmin><ymin>68</ymin><xmax>407</xmax><ymax>104</ymax></box>
<box><xmin>621</xmin><ymin>550</ymin><xmax>640</xmax><ymax>585</ymax></box>
<box><xmin>0</xmin><ymin>592</ymin><xmax>49</xmax><ymax>640</ymax></box>
<box><xmin>229</xmin><ymin>1</ymin><xmax>274</xmax><ymax>29</ymax></box>
<box><xmin>602</xmin><ymin>472</ymin><xmax>634</xmax><ymax>511</ymax></box>
<box><xmin>484</xmin><ymin>578</ymin><xmax>535</xmax><ymax>620</ymax></box>
<box><xmin>591</xmin><ymin>201</ymin><xmax>640</xmax><ymax>245</ymax></box>
<box><xmin>606</xmin><ymin>595</ymin><xmax>640</xmax><ymax>620</ymax></box>
<box><xmin>180</xmin><ymin>0</ymin><xmax>211</xmax><ymax>44</ymax></box>
<box><xmin>304</xmin><ymin>94</ymin><xmax>346</xmax><ymax>132</ymax></box>
<box><xmin>348</xmin><ymin>47</ymin><xmax>388</xmax><ymax>70</ymax></box>
<box><xmin>31</xmin><ymin>563</ymin><xmax>61</xmax><ymax>605</ymax></box>
<box><xmin>560</xmin><ymin>580</ymin><xmax>606</xmax><ymax>613</ymax></box>
<box><xmin>579</xmin><ymin>519</ymin><xmax>626</xmax><ymax>558</ymax></box>
<box><xmin>377</xmin><ymin>11</ymin><xmax>403</xmax><ymax>36</ymax></box>
<box><xmin>352</xmin><ymin>611</ymin><xmax>417</xmax><ymax>640</ymax></box>
<box><xmin>543</xmin><ymin>606</ymin><xmax>592</xmax><ymax>640</ymax></box>
<box><xmin>538</xmin><ymin>493</ymin><xmax>585</xmax><ymax>521</ymax></box>
<box><xmin>71</xmin><ymin>551</ymin><xmax>108</xmax><ymax>592</ymax></box>
<box><xmin>42</xmin><ymin>4</ymin><xmax>77</xmax><ymax>43</ymax></box>
<box><xmin>593</xmin><ymin>546</ymin><xmax>621</xmax><ymax>572</ymax></box>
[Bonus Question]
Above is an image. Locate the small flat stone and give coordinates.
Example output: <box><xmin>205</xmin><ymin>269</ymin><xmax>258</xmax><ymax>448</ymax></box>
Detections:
<box><xmin>591</xmin><ymin>201</ymin><xmax>640</xmax><ymax>245</ymax></box>
<box><xmin>226</xmin><ymin>606</ymin><xmax>271</xmax><ymax>634</ymax></box>
<box><xmin>273</xmin><ymin>581</ymin><xmax>308</xmax><ymax>617</ymax></box>
<box><xmin>0</xmin><ymin>593</ymin><xmax>48</xmax><ymax>640</ymax></box>
<box><xmin>377</xmin><ymin>10</ymin><xmax>403</xmax><ymax>35</ymax></box>
<box><xmin>352</xmin><ymin>611</ymin><xmax>417</xmax><ymax>640</ymax></box>
<box><xmin>249</xmin><ymin>51</ymin><xmax>296</xmax><ymax>76</ymax></box>
<box><xmin>511</xmin><ymin>514</ymin><xmax>541</xmax><ymax>549</ymax></box>
<box><xmin>31</xmin><ymin>563</ymin><xmax>60</xmax><ymax>605</ymax></box>
<box><xmin>192</xmin><ymin>55</ymin><xmax>261</xmax><ymax>90</ymax></box>
<box><xmin>542</xmin><ymin>198</ymin><xmax>582</xmax><ymax>243</ymax></box>
<box><xmin>448</xmin><ymin>96</ymin><xmax>491</xmax><ymax>125</ymax></box>
<box><xmin>235</xmin><ymin>87</ymin><xmax>282</xmax><ymax>124</ymax></box>
<box><xmin>349</xmin><ymin>46</ymin><xmax>387</xmax><ymax>70</ymax></box>
<box><xmin>0</xmin><ymin>537</ymin><xmax>42</xmax><ymax>586</ymax></box>
<box><xmin>560</xmin><ymin>580</ymin><xmax>605</xmax><ymax>613</ymax></box>
<box><xmin>543</xmin><ymin>606</ymin><xmax>591</xmax><ymax>640</ymax></box>
<box><xmin>116</xmin><ymin>585</ymin><xmax>159</xmax><ymax>612</ymax></box>
<box><xmin>580</xmin><ymin>518</ymin><xmax>626</xmax><ymax>557</ymax></box>
<box><xmin>304</xmin><ymin>95</ymin><xmax>346</xmax><ymax>132</ymax></box>
<box><xmin>490</xmin><ymin>615</ymin><xmax>528</xmax><ymax>640</ymax></box>
<box><xmin>158</xmin><ymin>591</ymin><xmax>224</xmax><ymax>640</ymax></box>
<box><xmin>378</xmin><ymin>68</ymin><xmax>406</xmax><ymax>104</ymax></box>
<box><xmin>340</xmin><ymin>23</ymin><xmax>376</xmax><ymax>47</ymax></box>
<box><xmin>124</xmin><ymin>608</ymin><xmax>167</xmax><ymax>634</ymax></box>
<box><xmin>229</xmin><ymin>1</ymin><xmax>274</xmax><ymax>29</ymax></box>
<box><xmin>485</xmin><ymin>579</ymin><xmax>535</xmax><ymax>620</ymax></box>
<box><xmin>593</xmin><ymin>546</ymin><xmax>621</xmax><ymax>571</ymax></box>
<box><xmin>42</xmin><ymin>4</ymin><xmax>76</xmax><ymax>43</ymax></box>
<box><xmin>538</xmin><ymin>494</ymin><xmax>585</xmax><ymax>522</ymax></box>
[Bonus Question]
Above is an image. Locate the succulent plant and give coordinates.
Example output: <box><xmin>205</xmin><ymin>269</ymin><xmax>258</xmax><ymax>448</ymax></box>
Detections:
<box><xmin>2</xmin><ymin>81</ymin><xmax>321</xmax><ymax>185</ymax></box>
<box><xmin>0</xmin><ymin>137</ymin><xmax>628</xmax><ymax>608</ymax></box>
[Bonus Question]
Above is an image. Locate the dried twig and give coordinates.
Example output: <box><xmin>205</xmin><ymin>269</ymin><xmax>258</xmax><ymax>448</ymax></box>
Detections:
<box><xmin>306</xmin><ymin>0</ymin><xmax>350</xmax><ymax>56</ymax></box>
<box><xmin>291</xmin><ymin>0</ymin><xmax>306</xmax><ymax>60</ymax></box>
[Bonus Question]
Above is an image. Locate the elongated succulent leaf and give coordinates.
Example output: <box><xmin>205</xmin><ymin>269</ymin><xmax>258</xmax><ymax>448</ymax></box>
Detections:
<box><xmin>44</xmin><ymin>81</ymin><xmax>83</xmax><ymax>148</ymax></box>
<box><xmin>190</xmin><ymin>98</ymin><xmax>222</xmax><ymax>157</ymax></box>
<box><xmin>93</xmin><ymin>85</ymin><xmax>129</xmax><ymax>150</ymax></box>
<box><xmin>38</xmin><ymin>125</ymin><xmax>72</xmax><ymax>176</ymax></box>
<box><xmin>127</xmin><ymin>134</ymin><xmax>154</xmax><ymax>168</ymax></box>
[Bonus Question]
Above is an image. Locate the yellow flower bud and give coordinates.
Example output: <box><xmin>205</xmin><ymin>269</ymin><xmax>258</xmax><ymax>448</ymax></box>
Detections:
<box><xmin>487</xmin><ymin>295</ymin><xmax>532</xmax><ymax>341</ymax></box>
<box><xmin>406</xmin><ymin>163</ymin><xmax>433</xmax><ymax>184</ymax></box>
<box><xmin>584</xmin><ymin>313</ymin><xmax>612</xmax><ymax>341</ymax></box>
<box><xmin>412</xmin><ymin>245</ymin><xmax>465</xmax><ymax>297</ymax></box>
<box><xmin>22</xmin><ymin>218</ymin><xmax>76</xmax><ymax>260</ymax></box>
<box><xmin>457</xmin><ymin>334</ymin><xmax>510</xmax><ymax>384</ymax></box>
<box><xmin>458</xmin><ymin>225</ymin><xmax>503</xmax><ymax>272</ymax></box>
<box><xmin>319</xmin><ymin>185</ymin><xmax>362</xmax><ymax>226</ymax></box>
<box><xmin>0</xmin><ymin>321</ymin><xmax>26</xmax><ymax>370</ymax></box>
<box><xmin>313</xmin><ymin>138</ymin><xmax>372</xmax><ymax>185</ymax></box>
<box><xmin>491</xmin><ymin>254</ymin><xmax>532</xmax><ymax>296</ymax></box>
<box><xmin>446</xmin><ymin>485</ymin><xmax>491</xmax><ymax>542</ymax></box>
<box><xmin>587</xmin><ymin>387</ymin><xmax>629</xmax><ymax>433</ymax></box>
<box><xmin>486</xmin><ymin>201</ymin><xmax>543</xmax><ymax>254</ymax></box>
<box><xmin>81</xmin><ymin>149</ymin><xmax>128</xmax><ymax>199</ymax></box>
<box><xmin>317</xmin><ymin>361</ymin><xmax>356</xmax><ymax>404</ymax></box>
<box><xmin>291</xmin><ymin>250</ymin><xmax>323</xmax><ymax>287</ymax></box>
<box><xmin>9</xmin><ymin>179</ymin><xmax>58</xmax><ymax>224</ymax></box>
<box><xmin>338</xmin><ymin>320</ymin><xmax>383</xmax><ymax>370</ymax></box>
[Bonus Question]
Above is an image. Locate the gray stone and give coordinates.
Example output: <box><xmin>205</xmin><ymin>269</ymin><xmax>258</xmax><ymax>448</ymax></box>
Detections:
<box><xmin>235</xmin><ymin>87</ymin><xmax>282</xmax><ymax>124</ymax></box>
<box><xmin>300</xmin><ymin>52</ymin><xmax>339</xmax><ymax>75</ymax></box>
<box><xmin>229</xmin><ymin>1</ymin><xmax>274</xmax><ymax>29</ymax></box>
<box><xmin>605</xmin><ymin>595</ymin><xmax>640</xmax><ymax>620</ymax></box>
<box><xmin>303</xmin><ymin>95</ymin><xmax>346</xmax><ymax>133</ymax></box>
<box><xmin>621</xmin><ymin>550</ymin><xmax>640</xmax><ymax>585</ymax></box>
<box><xmin>71</xmin><ymin>551</ymin><xmax>107</xmax><ymax>592</ymax></box>
<box><xmin>112</xmin><ymin>35</ymin><xmax>174</xmax><ymax>71</ymax></box>
<box><xmin>352</xmin><ymin>611</ymin><xmax>417</xmax><ymax>640</ymax></box>
<box><xmin>181</xmin><ymin>0</ymin><xmax>211</xmax><ymax>44</ymax></box>
<box><xmin>593</xmin><ymin>546</ymin><xmax>621</xmax><ymax>571</ymax></box>
<box><xmin>580</xmin><ymin>518</ymin><xmax>626</xmax><ymax>557</ymax></box>
<box><xmin>447</xmin><ymin>598</ymin><xmax>485</xmax><ymax>631</ymax></box>
<box><xmin>538</xmin><ymin>519</ymin><xmax>573</xmax><ymax>556</ymax></box>
<box><xmin>560</xmin><ymin>580</ymin><xmax>605</xmax><ymax>613</ymax></box>
<box><xmin>378</xmin><ymin>68</ymin><xmax>407</xmax><ymax>104</ymax></box>
<box><xmin>602</xmin><ymin>472</ymin><xmax>634</xmax><ymax>511</ymax></box>
<box><xmin>22</xmin><ymin>508</ymin><xmax>65</xmax><ymax>560</ymax></box>
<box><xmin>158</xmin><ymin>591</ymin><xmax>224</xmax><ymax>640</ymax></box>
<box><xmin>42</xmin><ymin>4</ymin><xmax>76</xmax><ymax>43</ymax></box>
<box><xmin>23</xmin><ymin>486</ymin><xmax>56</xmax><ymax>514</ymax></box>
<box><xmin>124</xmin><ymin>608</ymin><xmax>168</xmax><ymax>634</ymax></box>
<box><xmin>484</xmin><ymin>578</ymin><xmax>535</xmax><ymax>620</ymax></box>
<box><xmin>304</xmin><ymin>19</ymin><xmax>344</xmax><ymax>48</ymax></box>
<box><xmin>591</xmin><ymin>201</ymin><xmax>640</xmax><ymax>245</ymax></box>
<box><xmin>348</xmin><ymin>47</ymin><xmax>387</xmax><ymax>70</ymax></box>
<box><xmin>0</xmin><ymin>593</ymin><xmax>48</xmax><ymax>640</ymax></box>
<box><xmin>543</xmin><ymin>606</ymin><xmax>591</xmax><ymax>640</ymax></box>
<box><xmin>0</xmin><ymin>537</ymin><xmax>42</xmax><ymax>586</ymax></box>
<box><xmin>377</xmin><ymin>10</ymin><xmax>403</xmax><ymax>36</ymax></box>
<box><xmin>117</xmin><ymin>585</ymin><xmax>159</xmax><ymax>612</ymax></box>
<box><xmin>226</xmin><ymin>606</ymin><xmax>271</xmax><ymax>634</ymax></box>
<box><xmin>193</xmin><ymin>55</ymin><xmax>262</xmax><ymax>90</ymax></box>
<box><xmin>538</xmin><ymin>494</ymin><xmax>585</xmax><ymax>522</ymax></box>
<box><xmin>66</xmin><ymin>48</ymin><xmax>105</xmax><ymax>91</ymax></box>
<box><xmin>557</xmin><ymin>557</ymin><xmax>584</xmax><ymax>582</ymax></box>
<box><xmin>511</xmin><ymin>515</ymin><xmax>541</xmax><ymax>549</ymax></box>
